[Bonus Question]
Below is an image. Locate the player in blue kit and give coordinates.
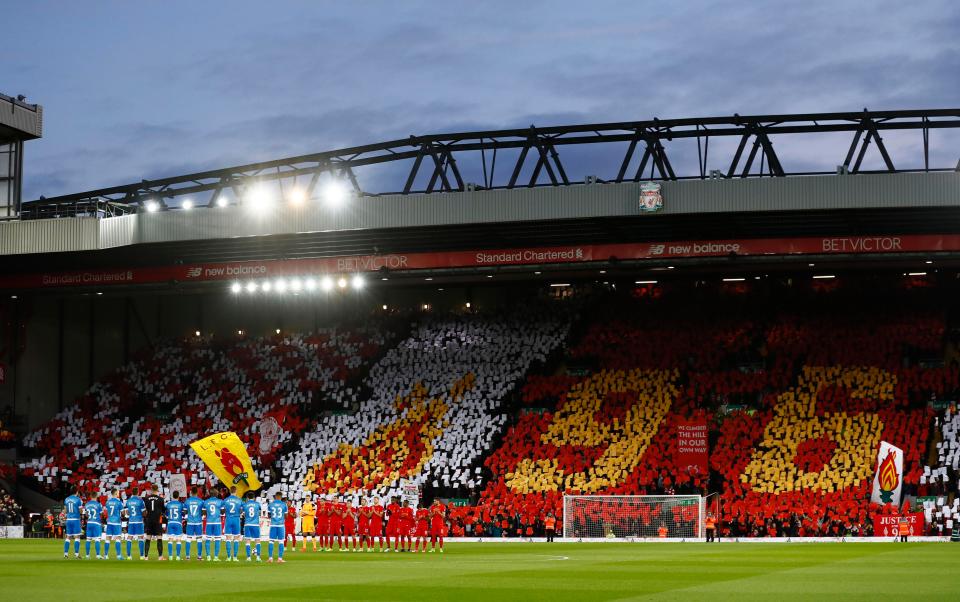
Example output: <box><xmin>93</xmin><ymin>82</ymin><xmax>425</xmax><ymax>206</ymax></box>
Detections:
<box><xmin>83</xmin><ymin>498</ymin><xmax>104</xmax><ymax>559</ymax></box>
<box><xmin>62</xmin><ymin>487</ymin><xmax>83</xmax><ymax>558</ymax></box>
<box><xmin>104</xmin><ymin>490</ymin><xmax>126</xmax><ymax>560</ymax></box>
<box><xmin>125</xmin><ymin>487</ymin><xmax>146</xmax><ymax>559</ymax></box>
<box><xmin>165</xmin><ymin>491</ymin><xmax>184</xmax><ymax>561</ymax></box>
<box><xmin>183</xmin><ymin>487</ymin><xmax>204</xmax><ymax>561</ymax></box>
<box><xmin>267</xmin><ymin>492</ymin><xmax>288</xmax><ymax>564</ymax></box>
<box><xmin>204</xmin><ymin>490</ymin><xmax>224</xmax><ymax>561</ymax></box>
<box><xmin>223</xmin><ymin>486</ymin><xmax>243</xmax><ymax>562</ymax></box>
<box><xmin>242</xmin><ymin>492</ymin><xmax>262</xmax><ymax>562</ymax></box>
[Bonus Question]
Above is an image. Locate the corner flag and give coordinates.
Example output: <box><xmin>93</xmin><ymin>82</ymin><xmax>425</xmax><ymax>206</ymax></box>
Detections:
<box><xmin>190</xmin><ymin>432</ymin><xmax>262</xmax><ymax>496</ymax></box>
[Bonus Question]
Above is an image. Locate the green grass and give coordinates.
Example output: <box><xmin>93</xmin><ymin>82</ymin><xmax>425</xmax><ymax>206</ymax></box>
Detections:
<box><xmin>1</xmin><ymin>540</ymin><xmax>958</xmax><ymax>601</ymax></box>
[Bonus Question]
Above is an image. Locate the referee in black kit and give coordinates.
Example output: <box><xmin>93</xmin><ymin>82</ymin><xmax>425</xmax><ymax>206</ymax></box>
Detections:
<box><xmin>143</xmin><ymin>483</ymin><xmax>166</xmax><ymax>560</ymax></box>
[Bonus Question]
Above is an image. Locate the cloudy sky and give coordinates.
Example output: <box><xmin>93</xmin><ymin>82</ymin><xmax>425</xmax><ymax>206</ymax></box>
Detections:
<box><xmin>6</xmin><ymin>0</ymin><xmax>960</xmax><ymax>200</ymax></box>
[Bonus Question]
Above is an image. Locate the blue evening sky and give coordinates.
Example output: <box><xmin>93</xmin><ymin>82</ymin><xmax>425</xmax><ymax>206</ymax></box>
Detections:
<box><xmin>5</xmin><ymin>0</ymin><xmax>959</xmax><ymax>200</ymax></box>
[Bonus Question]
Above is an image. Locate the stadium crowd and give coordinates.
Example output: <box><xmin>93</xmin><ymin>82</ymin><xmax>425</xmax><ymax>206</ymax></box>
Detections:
<box><xmin>19</xmin><ymin>328</ymin><xmax>389</xmax><ymax>500</ymax></box>
<box><xmin>12</xmin><ymin>283</ymin><xmax>960</xmax><ymax>541</ymax></box>
<box><xmin>0</xmin><ymin>490</ymin><xmax>23</xmax><ymax>526</ymax></box>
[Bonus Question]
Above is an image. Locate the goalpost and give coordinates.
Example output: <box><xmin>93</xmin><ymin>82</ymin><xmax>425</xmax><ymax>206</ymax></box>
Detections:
<box><xmin>562</xmin><ymin>495</ymin><xmax>705</xmax><ymax>540</ymax></box>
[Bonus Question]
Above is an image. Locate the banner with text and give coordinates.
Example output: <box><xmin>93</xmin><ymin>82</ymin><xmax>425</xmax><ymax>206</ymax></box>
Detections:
<box><xmin>676</xmin><ymin>420</ymin><xmax>709</xmax><ymax>475</ymax></box>
<box><xmin>189</xmin><ymin>432</ymin><xmax>262</xmax><ymax>497</ymax></box>
<box><xmin>873</xmin><ymin>512</ymin><xmax>924</xmax><ymax>537</ymax></box>
<box><xmin>4</xmin><ymin>233</ymin><xmax>960</xmax><ymax>290</ymax></box>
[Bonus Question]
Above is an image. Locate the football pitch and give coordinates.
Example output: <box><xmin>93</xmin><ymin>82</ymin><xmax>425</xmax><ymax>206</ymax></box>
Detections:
<box><xmin>1</xmin><ymin>540</ymin><xmax>958</xmax><ymax>601</ymax></box>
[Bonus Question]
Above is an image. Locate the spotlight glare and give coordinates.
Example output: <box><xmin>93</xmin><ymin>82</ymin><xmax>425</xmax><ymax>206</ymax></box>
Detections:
<box><xmin>337</xmin><ymin>277</ymin><xmax>348</xmax><ymax>289</ymax></box>
<box><xmin>246</xmin><ymin>185</ymin><xmax>272</xmax><ymax>213</ymax></box>
<box><xmin>289</xmin><ymin>187</ymin><xmax>307</xmax><ymax>205</ymax></box>
<box><xmin>216</xmin><ymin>196</ymin><xmax>228</xmax><ymax>208</ymax></box>
<box><xmin>351</xmin><ymin>274</ymin><xmax>365</xmax><ymax>290</ymax></box>
<box><xmin>305</xmin><ymin>278</ymin><xmax>317</xmax><ymax>291</ymax></box>
<box><xmin>321</xmin><ymin>276</ymin><xmax>334</xmax><ymax>292</ymax></box>
<box><xmin>245</xmin><ymin>282</ymin><xmax>257</xmax><ymax>293</ymax></box>
<box><xmin>275</xmin><ymin>328</ymin><xmax>281</xmax><ymax>335</ymax></box>
<box><xmin>261</xmin><ymin>281</ymin><xmax>272</xmax><ymax>292</ymax></box>
<box><xmin>182</xmin><ymin>199</ymin><xmax>194</xmax><ymax>210</ymax></box>
<box><xmin>195</xmin><ymin>330</ymin><xmax>201</xmax><ymax>337</ymax></box>
<box><xmin>231</xmin><ymin>282</ymin><xmax>242</xmax><ymax>294</ymax></box>
<box><xmin>382</xmin><ymin>304</ymin><xmax>388</xmax><ymax>310</ymax></box>
<box><xmin>290</xmin><ymin>278</ymin><xmax>302</xmax><ymax>292</ymax></box>
<box><xmin>322</xmin><ymin>179</ymin><xmax>349</xmax><ymax>208</ymax></box>
<box><xmin>465</xmin><ymin>302</ymin><xmax>471</xmax><ymax>308</ymax></box>
<box><xmin>275</xmin><ymin>279</ymin><xmax>288</xmax><ymax>293</ymax></box>
<box><xmin>144</xmin><ymin>200</ymin><xmax>160</xmax><ymax>213</ymax></box>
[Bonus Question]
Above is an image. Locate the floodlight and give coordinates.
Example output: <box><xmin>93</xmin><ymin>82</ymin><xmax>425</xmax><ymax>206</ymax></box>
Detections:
<box><xmin>246</xmin><ymin>185</ymin><xmax>272</xmax><ymax>213</ymax></box>
<box><xmin>351</xmin><ymin>274</ymin><xmax>364</xmax><ymax>290</ymax></box>
<box><xmin>289</xmin><ymin>187</ymin><xmax>307</xmax><ymax>205</ymax></box>
<box><xmin>246</xmin><ymin>282</ymin><xmax>258</xmax><ymax>293</ymax></box>
<box><xmin>144</xmin><ymin>200</ymin><xmax>160</xmax><ymax>213</ymax></box>
<box><xmin>321</xmin><ymin>276</ymin><xmax>334</xmax><ymax>292</ymax></box>
<box><xmin>275</xmin><ymin>279</ymin><xmax>288</xmax><ymax>293</ymax></box>
<box><xmin>305</xmin><ymin>278</ymin><xmax>317</xmax><ymax>291</ymax></box>
<box><xmin>337</xmin><ymin>277</ymin><xmax>348</xmax><ymax>289</ymax></box>
<box><xmin>182</xmin><ymin>199</ymin><xmax>194</xmax><ymax>210</ymax></box>
<box><xmin>231</xmin><ymin>282</ymin><xmax>242</xmax><ymax>293</ymax></box>
<box><xmin>322</xmin><ymin>179</ymin><xmax>349</xmax><ymax>208</ymax></box>
<box><xmin>216</xmin><ymin>196</ymin><xmax>229</xmax><ymax>208</ymax></box>
<box><xmin>261</xmin><ymin>281</ymin><xmax>272</xmax><ymax>292</ymax></box>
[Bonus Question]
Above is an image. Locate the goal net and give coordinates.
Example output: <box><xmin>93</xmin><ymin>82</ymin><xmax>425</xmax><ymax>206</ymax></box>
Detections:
<box><xmin>562</xmin><ymin>495</ymin><xmax>705</xmax><ymax>540</ymax></box>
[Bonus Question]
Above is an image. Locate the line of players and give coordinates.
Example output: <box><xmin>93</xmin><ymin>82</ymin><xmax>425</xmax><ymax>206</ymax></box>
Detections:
<box><xmin>61</xmin><ymin>484</ymin><xmax>290</xmax><ymax>563</ymax></box>
<box><xmin>290</xmin><ymin>495</ymin><xmax>448</xmax><ymax>554</ymax></box>
<box><xmin>60</xmin><ymin>484</ymin><xmax>449</xmax><ymax>563</ymax></box>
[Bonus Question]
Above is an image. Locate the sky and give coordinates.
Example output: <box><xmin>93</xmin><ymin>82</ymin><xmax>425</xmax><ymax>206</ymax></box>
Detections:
<box><xmin>5</xmin><ymin>0</ymin><xmax>960</xmax><ymax>201</ymax></box>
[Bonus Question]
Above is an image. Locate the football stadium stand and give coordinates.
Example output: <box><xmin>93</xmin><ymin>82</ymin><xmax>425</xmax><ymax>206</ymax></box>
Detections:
<box><xmin>12</xmin><ymin>279</ymin><xmax>960</xmax><ymax>539</ymax></box>
<box><xmin>19</xmin><ymin>327</ymin><xmax>391</xmax><ymax>498</ymax></box>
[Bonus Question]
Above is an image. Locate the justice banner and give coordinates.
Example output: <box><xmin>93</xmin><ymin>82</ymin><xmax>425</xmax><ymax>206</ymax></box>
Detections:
<box><xmin>189</xmin><ymin>432</ymin><xmax>261</xmax><ymax>496</ymax></box>
<box><xmin>676</xmin><ymin>420</ymin><xmax>709</xmax><ymax>474</ymax></box>
<box><xmin>870</xmin><ymin>441</ymin><xmax>905</xmax><ymax>507</ymax></box>
<box><xmin>873</xmin><ymin>512</ymin><xmax>924</xmax><ymax>537</ymax></box>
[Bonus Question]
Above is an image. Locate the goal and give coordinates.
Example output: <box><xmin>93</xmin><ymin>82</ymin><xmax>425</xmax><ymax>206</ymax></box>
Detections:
<box><xmin>562</xmin><ymin>495</ymin><xmax>705</xmax><ymax>540</ymax></box>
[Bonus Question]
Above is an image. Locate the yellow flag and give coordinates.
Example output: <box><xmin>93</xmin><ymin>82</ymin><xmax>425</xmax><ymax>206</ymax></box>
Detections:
<box><xmin>189</xmin><ymin>432</ymin><xmax>262</xmax><ymax>496</ymax></box>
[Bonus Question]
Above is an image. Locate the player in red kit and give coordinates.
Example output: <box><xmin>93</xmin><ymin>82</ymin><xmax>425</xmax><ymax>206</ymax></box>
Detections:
<box><xmin>285</xmin><ymin>506</ymin><xmax>297</xmax><ymax>551</ymax></box>
<box><xmin>329</xmin><ymin>499</ymin><xmax>343</xmax><ymax>551</ymax></box>
<box><xmin>386</xmin><ymin>496</ymin><xmax>401</xmax><ymax>552</ymax></box>
<box><xmin>341</xmin><ymin>502</ymin><xmax>357</xmax><ymax>552</ymax></box>
<box><xmin>357</xmin><ymin>498</ymin><xmax>371</xmax><ymax>552</ymax></box>
<box><xmin>370</xmin><ymin>497</ymin><xmax>386</xmax><ymax>552</ymax></box>
<box><xmin>429</xmin><ymin>499</ymin><xmax>446</xmax><ymax>553</ymax></box>
<box><xmin>398</xmin><ymin>500</ymin><xmax>414</xmax><ymax>552</ymax></box>
<box><xmin>415</xmin><ymin>506</ymin><xmax>430</xmax><ymax>552</ymax></box>
<box><xmin>315</xmin><ymin>499</ymin><xmax>329</xmax><ymax>552</ymax></box>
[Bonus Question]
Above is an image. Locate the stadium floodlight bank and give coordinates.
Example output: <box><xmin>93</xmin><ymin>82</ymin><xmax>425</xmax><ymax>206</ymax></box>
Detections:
<box><xmin>563</xmin><ymin>495</ymin><xmax>704</xmax><ymax>540</ymax></box>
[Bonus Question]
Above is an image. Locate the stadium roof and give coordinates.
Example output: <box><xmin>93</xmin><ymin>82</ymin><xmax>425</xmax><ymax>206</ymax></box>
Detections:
<box><xmin>19</xmin><ymin>108</ymin><xmax>960</xmax><ymax>220</ymax></box>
